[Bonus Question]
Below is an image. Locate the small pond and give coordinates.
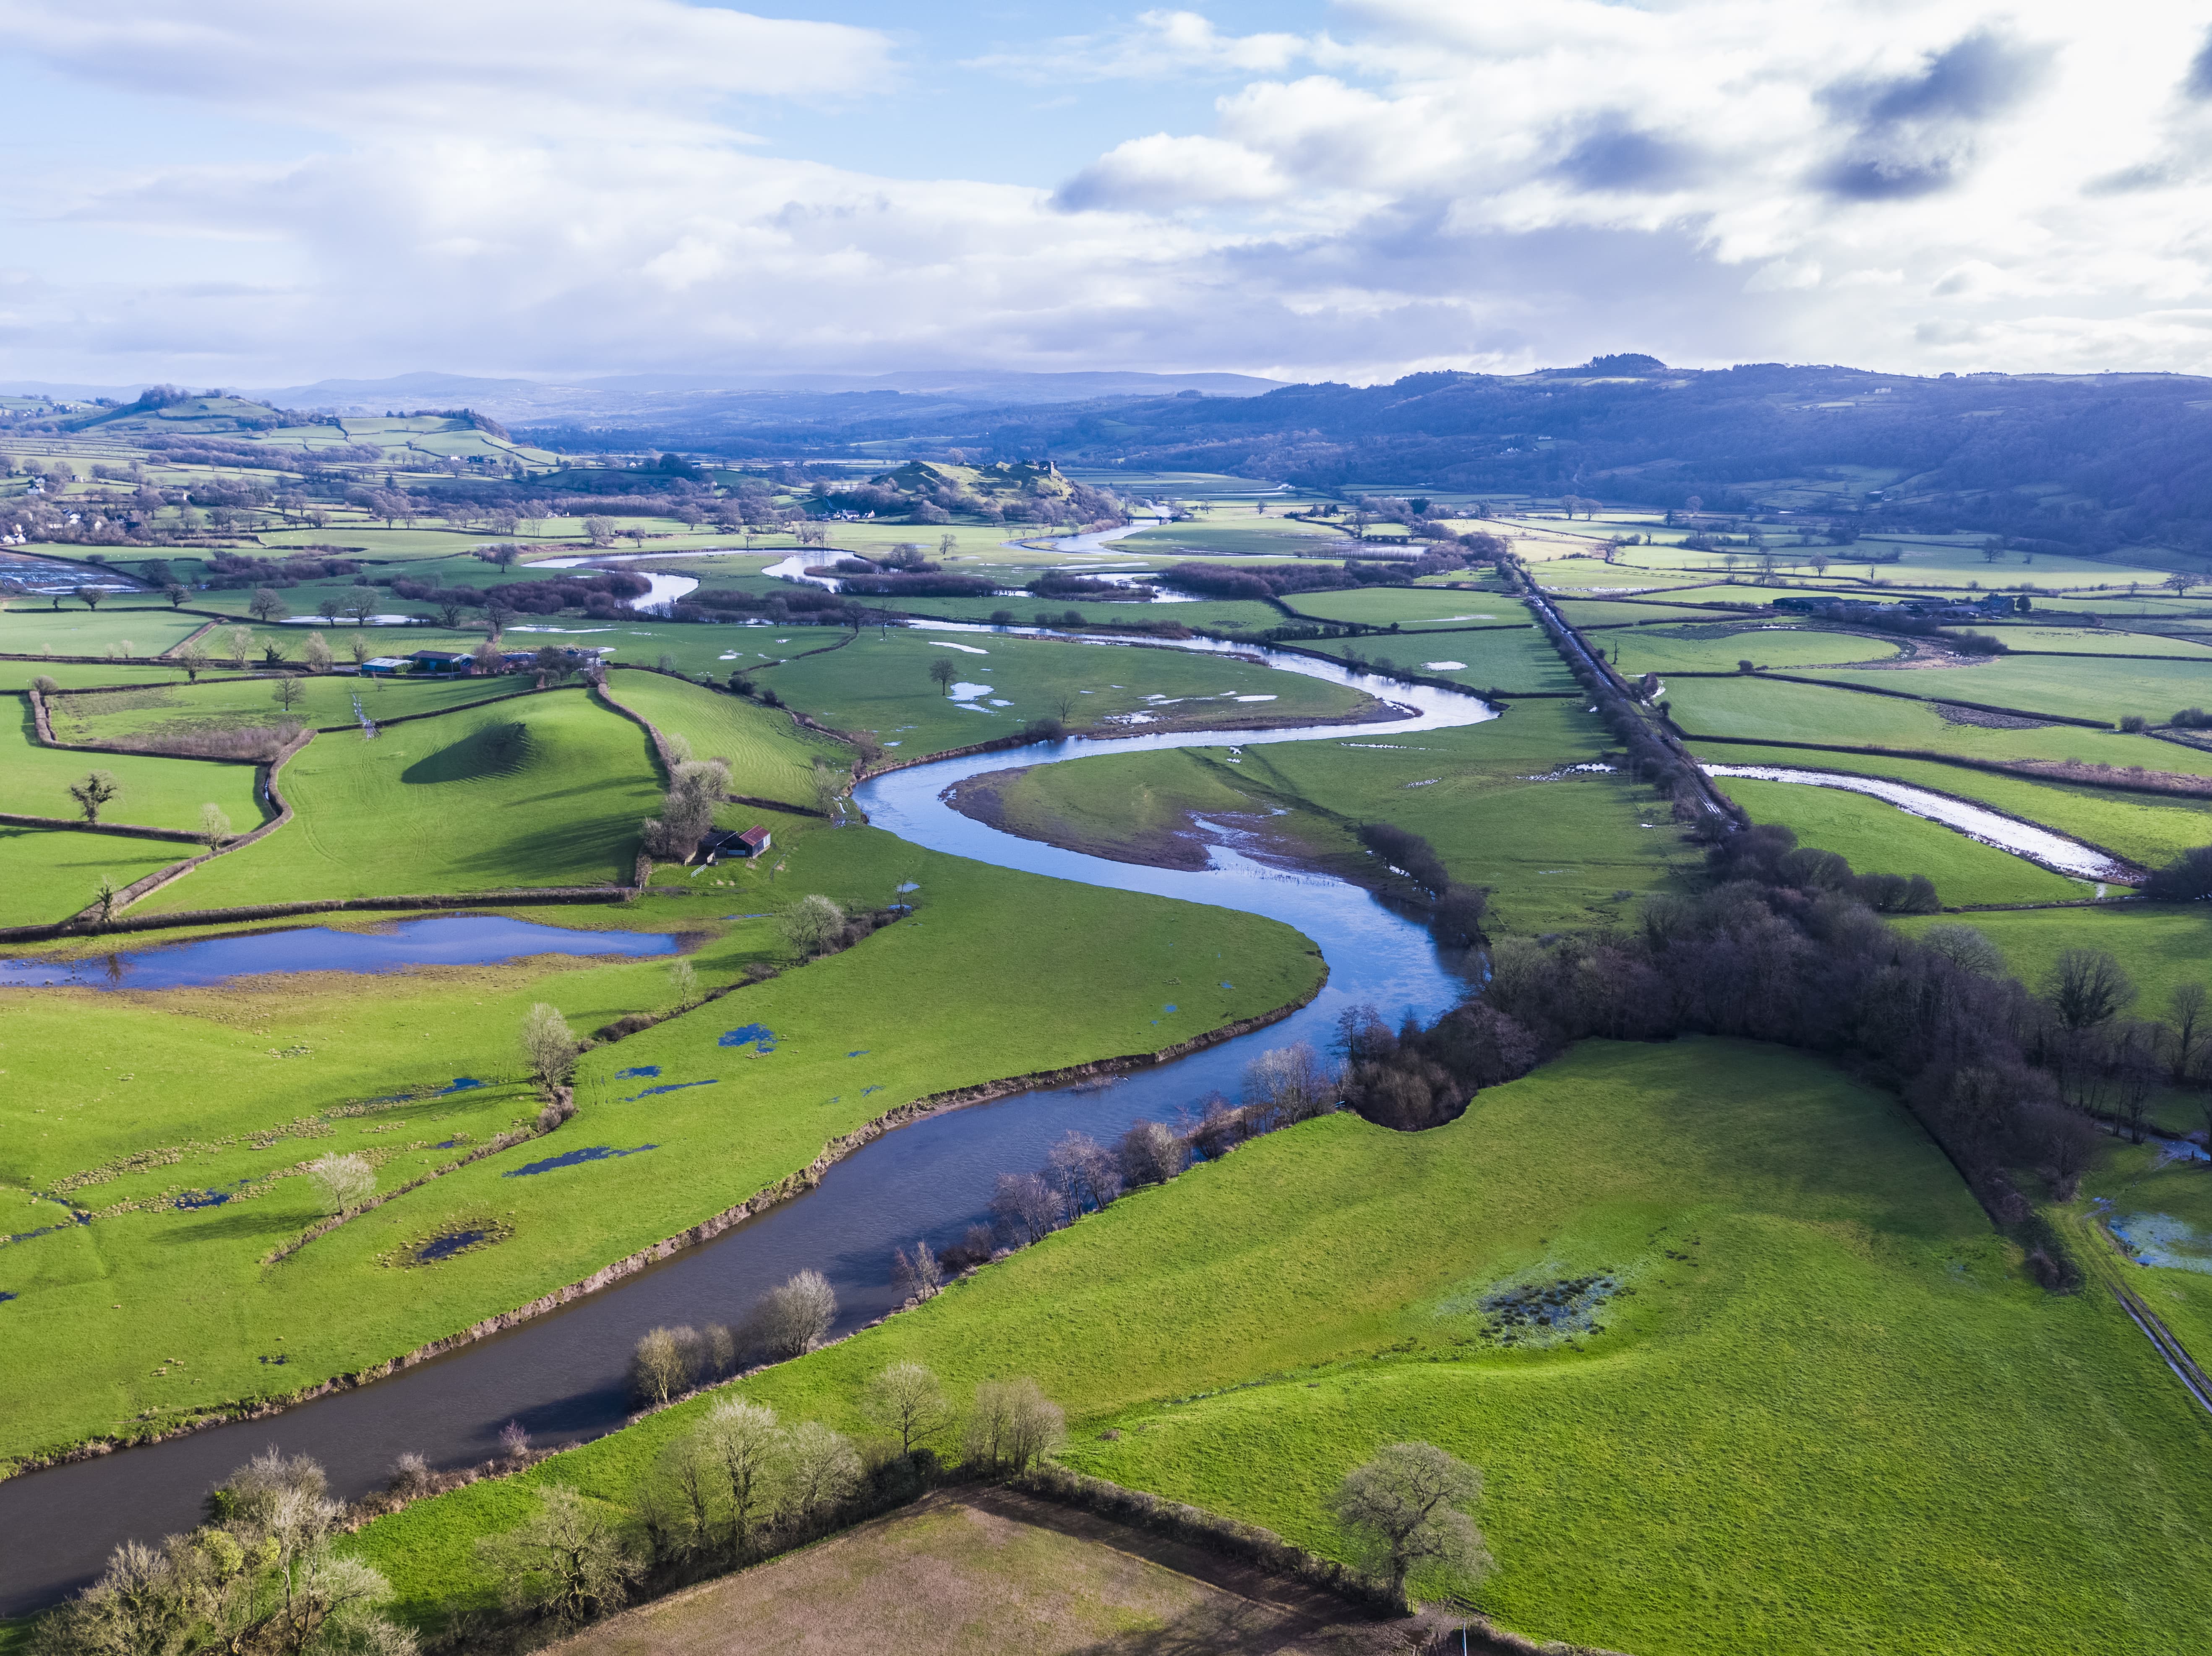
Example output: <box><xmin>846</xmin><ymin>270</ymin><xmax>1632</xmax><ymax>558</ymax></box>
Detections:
<box><xmin>0</xmin><ymin>915</ymin><xmax>680</xmax><ymax>991</ymax></box>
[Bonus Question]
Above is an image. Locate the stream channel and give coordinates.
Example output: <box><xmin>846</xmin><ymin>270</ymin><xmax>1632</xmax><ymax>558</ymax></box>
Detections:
<box><xmin>0</xmin><ymin>636</ymin><xmax>1495</xmax><ymax>1616</ymax></box>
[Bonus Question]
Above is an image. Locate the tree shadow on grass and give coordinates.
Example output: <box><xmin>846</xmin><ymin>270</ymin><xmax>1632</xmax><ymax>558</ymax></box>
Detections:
<box><xmin>1066</xmin><ymin>1598</ymin><xmax>1349</xmax><ymax>1655</ymax></box>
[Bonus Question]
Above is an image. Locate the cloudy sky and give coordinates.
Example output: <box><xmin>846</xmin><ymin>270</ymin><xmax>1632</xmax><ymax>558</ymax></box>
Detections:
<box><xmin>5</xmin><ymin>0</ymin><xmax>2212</xmax><ymax>387</ymax></box>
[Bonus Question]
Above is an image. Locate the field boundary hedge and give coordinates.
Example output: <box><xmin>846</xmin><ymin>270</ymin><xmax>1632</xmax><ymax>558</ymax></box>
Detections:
<box><xmin>0</xmin><ymin>811</ymin><xmax>203</xmax><ymax>844</ymax></box>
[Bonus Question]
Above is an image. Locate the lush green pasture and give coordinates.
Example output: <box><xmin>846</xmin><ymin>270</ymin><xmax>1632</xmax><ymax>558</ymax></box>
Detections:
<box><xmin>958</xmin><ymin>700</ymin><xmax>1691</xmax><ymax>935</ymax></box>
<box><xmin>353</xmin><ymin>1039</ymin><xmax>2212</xmax><ymax>1653</ymax></box>
<box><xmin>0</xmin><ymin>829</ymin><xmax>1324</xmax><ymax>1465</ymax></box>
<box><xmin>1276</xmin><ymin>588</ymin><xmax>1524</xmax><ymax>628</ymax></box>
<box><xmin>0</xmin><ymin>827</ymin><xmax>186</xmax><ymax>925</ymax></box>
<box><xmin>0</xmin><ymin>661</ymin><xmax>191</xmax><ymax>693</ymax></box>
<box><xmin>3</xmin><ymin>700</ymin><xmax>266</xmax><ymax>833</ymax></box>
<box><xmin>1510</xmin><ymin>555</ymin><xmax>1710</xmax><ymax>592</ymax></box>
<box><xmin>1294</xmin><ymin>629</ymin><xmax>1577</xmax><ymax>697</ymax></box>
<box><xmin>0</xmin><ymin>607</ymin><xmax>206</xmax><ymax>657</ymax></box>
<box><xmin>1998</xmin><ymin>627</ymin><xmax>2212</xmax><ymax>659</ymax></box>
<box><xmin>1609</xmin><ymin>625</ymin><xmax>1904</xmax><ymax>674</ymax></box>
<box><xmin>604</xmin><ymin>672</ymin><xmax>850</xmax><ymax>807</ymax></box>
<box><xmin>47</xmin><ymin>674</ymin><xmax>529</xmax><ymax>742</ymax></box>
<box><xmin>758</xmin><ymin>629</ymin><xmax>1375</xmax><ymax>760</ymax></box>
<box><xmin>1805</xmin><ymin>656</ymin><xmax>2212</xmax><ymax>727</ymax></box>
<box><xmin>1113</xmin><ymin>520</ymin><xmax>1350</xmax><ymax>558</ymax></box>
<box><xmin>1683</xmin><ymin>742</ymin><xmax>2212</xmax><ymax>870</ymax></box>
<box><xmin>1721</xmin><ymin>779</ymin><xmax>2085</xmax><ymax>905</ymax></box>
<box><xmin>131</xmin><ymin>693</ymin><xmax>658</xmax><ymax>909</ymax></box>
<box><xmin>1667</xmin><ymin>676</ymin><xmax>2212</xmax><ymax>776</ymax></box>
<box><xmin>1894</xmin><ymin>906</ymin><xmax>2211</xmax><ymax>1024</ymax></box>
<box><xmin>1554</xmin><ymin>598</ymin><xmax>1753</xmax><ymax>627</ymax></box>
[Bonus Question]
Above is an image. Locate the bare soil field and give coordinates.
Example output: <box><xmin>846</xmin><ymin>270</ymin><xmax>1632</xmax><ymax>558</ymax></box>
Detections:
<box><xmin>550</xmin><ymin>1489</ymin><xmax>1424</xmax><ymax>1656</ymax></box>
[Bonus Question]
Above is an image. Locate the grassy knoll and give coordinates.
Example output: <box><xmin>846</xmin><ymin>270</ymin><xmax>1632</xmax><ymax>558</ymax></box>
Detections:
<box><xmin>0</xmin><ymin>828</ymin><xmax>1325</xmax><ymax>1465</ymax></box>
<box><xmin>0</xmin><ymin>607</ymin><xmax>206</xmax><ymax>658</ymax></box>
<box><xmin>1720</xmin><ymin>779</ymin><xmax>2086</xmax><ymax>906</ymax></box>
<box><xmin>758</xmin><ymin>629</ymin><xmax>1375</xmax><ymax>760</ymax></box>
<box><xmin>47</xmin><ymin>674</ymin><xmax>528</xmax><ymax>742</ymax></box>
<box><xmin>0</xmin><ymin>827</ymin><xmax>187</xmax><ymax>926</ymax></box>
<box><xmin>128</xmin><ymin>693</ymin><xmax>657</xmax><ymax>909</ymax></box>
<box><xmin>1802</xmin><ymin>655</ymin><xmax>2212</xmax><ymax>727</ymax></box>
<box><xmin>1667</xmin><ymin>675</ymin><xmax>2212</xmax><ymax>776</ymax></box>
<box><xmin>351</xmin><ymin>1039</ymin><xmax>2212</xmax><ymax>1654</ymax></box>
<box><xmin>1682</xmin><ymin>741</ymin><xmax>2212</xmax><ymax>870</ymax></box>
<box><xmin>4</xmin><ymin>700</ymin><xmax>267</xmax><ymax>833</ymax></box>
<box><xmin>605</xmin><ymin>672</ymin><xmax>850</xmax><ymax>807</ymax></box>
<box><xmin>1609</xmin><ymin>625</ymin><xmax>1905</xmax><ymax>674</ymax></box>
<box><xmin>955</xmin><ymin>700</ymin><xmax>1691</xmax><ymax>936</ymax></box>
<box><xmin>552</xmin><ymin>1490</ymin><xmax>1342</xmax><ymax>1656</ymax></box>
<box><xmin>1276</xmin><ymin>588</ymin><xmax>1522</xmax><ymax>628</ymax></box>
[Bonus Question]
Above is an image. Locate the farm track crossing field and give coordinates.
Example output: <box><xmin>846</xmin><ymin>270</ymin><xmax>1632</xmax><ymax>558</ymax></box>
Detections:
<box><xmin>352</xmin><ymin>1040</ymin><xmax>2212</xmax><ymax>1655</ymax></box>
<box><xmin>0</xmin><ymin>828</ymin><xmax>1325</xmax><ymax>1465</ymax></box>
<box><xmin>1683</xmin><ymin>741</ymin><xmax>2212</xmax><ymax>869</ymax></box>
<box><xmin>4</xmin><ymin>700</ymin><xmax>267</xmax><ymax>833</ymax></box>
<box><xmin>0</xmin><ymin>827</ymin><xmax>188</xmax><ymax>925</ymax></box>
<box><xmin>132</xmin><ymin>692</ymin><xmax>659</xmax><ymax>908</ymax></box>
<box><xmin>1718</xmin><ymin>778</ymin><xmax>2086</xmax><ymax>905</ymax></box>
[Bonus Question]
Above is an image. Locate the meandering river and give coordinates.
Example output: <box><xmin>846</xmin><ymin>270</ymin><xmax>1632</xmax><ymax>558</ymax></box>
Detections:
<box><xmin>0</xmin><ymin>639</ymin><xmax>1490</xmax><ymax>1615</ymax></box>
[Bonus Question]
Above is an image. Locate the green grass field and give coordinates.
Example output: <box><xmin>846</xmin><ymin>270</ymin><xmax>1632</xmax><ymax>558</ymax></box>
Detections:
<box><xmin>1997</xmin><ymin>627</ymin><xmax>2212</xmax><ymax>659</ymax></box>
<box><xmin>0</xmin><ymin>607</ymin><xmax>207</xmax><ymax>658</ymax></box>
<box><xmin>1276</xmin><ymin>588</ymin><xmax>1523</xmax><ymax>628</ymax></box>
<box><xmin>351</xmin><ymin>1039</ymin><xmax>2212</xmax><ymax>1654</ymax></box>
<box><xmin>0</xmin><ymin>825</ymin><xmax>1325</xmax><ymax>1466</ymax></box>
<box><xmin>1668</xmin><ymin>676</ymin><xmax>2212</xmax><ymax>776</ymax></box>
<box><xmin>130</xmin><ymin>693</ymin><xmax>657</xmax><ymax>909</ymax></box>
<box><xmin>756</xmin><ymin>630</ymin><xmax>1376</xmax><ymax>760</ymax></box>
<box><xmin>1609</xmin><ymin>625</ymin><xmax>1905</xmax><ymax>674</ymax></box>
<box><xmin>1291</xmin><ymin>629</ymin><xmax>1578</xmax><ymax>697</ymax></box>
<box><xmin>1721</xmin><ymin>778</ymin><xmax>2087</xmax><ymax>905</ymax></box>
<box><xmin>4</xmin><ymin>699</ymin><xmax>267</xmax><ymax>833</ymax></box>
<box><xmin>1114</xmin><ymin>520</ymin><xmax>1353</xmax><ymax>558</ymax></box>
<box><xmin>0</xmin><ymin>827</ymin><xmax>188</xmax><ymax>925</ymax></box>
<box><xmin>1802</xmin><ymin>655</ymin><xmax>2212</xmax><ymax>727</ymax></box>
<box><xmin>46</xmin><ymin>674</ymin><xmax>528</xmax><ymax>742</ymax></box>
<box><xmin>1683</xmin><ymin>741</ymin><xmax>2212</xmax><ymax>870</ymax></box>
<box><xmin>605</xmin><ymin>672</ymin><xmax>850</xmax><ymax>807</ymax></box>
<box><xmin>1553</xmin><ymin>598</ymin><xmax>1756</xmax><ymax>627</ymax></box>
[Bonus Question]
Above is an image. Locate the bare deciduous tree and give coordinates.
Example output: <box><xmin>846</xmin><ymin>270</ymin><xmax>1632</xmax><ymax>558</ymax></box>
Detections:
<box><xmin>248</xmin><ymin>587</ymin><xmax>288</xmax><ymax>623</ymax></box>
<box><xmin>928</xmin><ymin>658</ymin><xmax>957</xmax><ymax>695</ymax></box>
<box><xmin>302</xmin><ymin>631</ymin><xmax>333</xmax><ymax>674</ymax></box>
<box><xmin>698</xmin><ymin>1398</ymin><xmax>783</xmax><ymax>1554</ymax></box>
<box><xmin>778</xmin><ymin>894</ymin><xmax>846</xmax><ymax>959</ymax></box>
<box><xmin>1242</xmin><ymin>1042</ymin><xmax>1338</xmax><ymax>1127</ymax></box>
<box><xmin>271</xmin><ymin>677</ymin><xmax>304</xmax><ymax>714</ymax></box>
<box><xmin>199</xmin><ymin>803</ymin><xmax>233</xmax><ymax>850</ymax></box>
<box><xmin>474</xmin><ymin>1484</ymin><xmax>642</xmax><ymax>1628</ymax></box>
<box><xmin>226</xmin><ymin>625</ymin><xmax>254</xmax><ymax>671</ymax></box>
<box><xmin>754</xmin><ymin>1268</ymin><xmax>836</xmax><ymax>1359</ymax></box>
<box><xmin>1331</xmin><ymin>1442</ymin><xmax>1492</xmax><ymax>1606</ymax></box>
<box><xmin>667</xmin><ymin>958</ymin><xmax>701</xmax><ymax>1010</ymax></box>
<box><xmin>864</xmin><ymin>1361</ymin><xmax>952</xmax><ymax>1456</ymax></box>
<box><xmin>990</xmin><ymin>1172</ymin><xmax>1066</xmax><ymax>1247</ymax></box>
<box><xmin>630</xmin><ymin>1326</ymin><xmax>699</xmax><ymax>1407</ymax></box>
<box><xmin>306</xmin><ymin>1152</ymin><xmax>375</xmax><ymax>1214</ymax></box>
<box><xmin>520</xmin><ymin>1002</ymin><xmax>579</xmax><ymax>1093</ymax></box>
<box><xmin>777</xmin><ymin>1422</ymin><xmax>861</xmax><ymax>1523</ymax></box>
<box><xmin>2045</xmin><ymin>949</ymin><xmax>2136</xmax><ymax>1030</ymax></box>
<box><xmin>962</xmin><ymin>1377</ymin><xmax>1063</xmax><ymax>1474</ymax></box>
<box><xmin>1920</xmin><ymin>924</ymin><xmax>2003</xmax><ymax>978</ymax></box>
<box><xmin>67</xmin><ymin>769</ymin><xmax>120</xmax><ymax>824</ymax></box>
<box><xmin>892</xmin><ymin>1238</ymin><xmax>944</xmax><ymax>1302</ymax></box>
<box><xmin>1116</xmin><ymin>1119</ymin><xmax>1186</xmax><ymax>1187</ymax></box>
<box><xmin>1044</xmin><ymin>1130</ymin><xmax>1122</xmax><ymax>1214</ymax></box>
<box><xmin>2166</xmin><ymin>982</ymin><xmax>2208</xmax><ymax>1084</ymax></box>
